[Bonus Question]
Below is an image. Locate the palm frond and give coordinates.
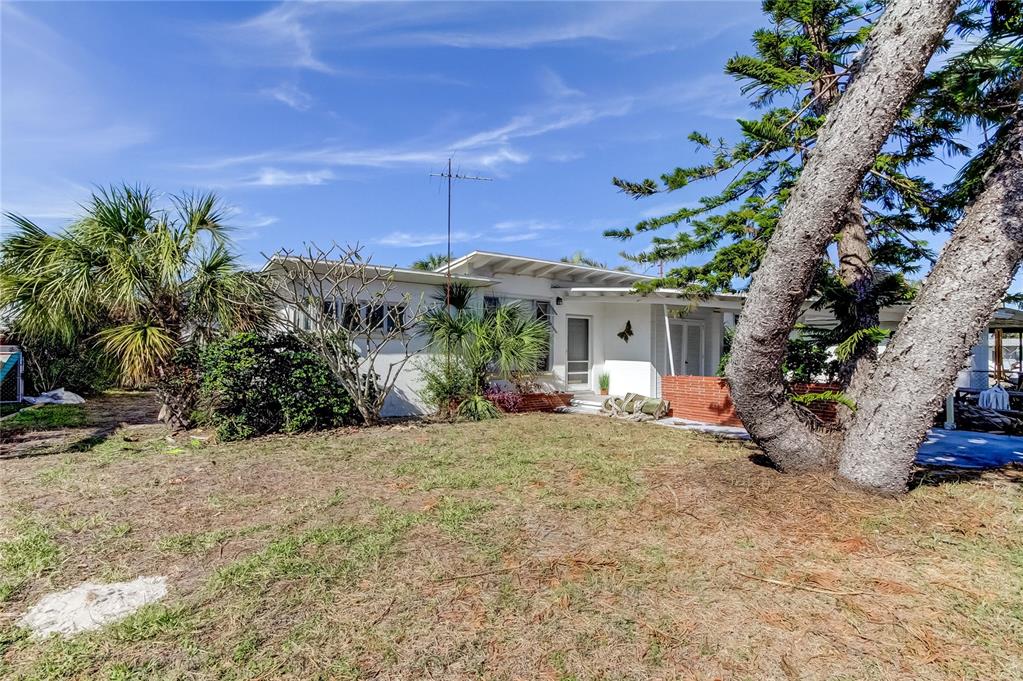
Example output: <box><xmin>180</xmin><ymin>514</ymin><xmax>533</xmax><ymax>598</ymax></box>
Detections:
<box><xmin>96</xmin><ymin>321</ymin><xmax>177</xmax><ymax>387</ymax></box>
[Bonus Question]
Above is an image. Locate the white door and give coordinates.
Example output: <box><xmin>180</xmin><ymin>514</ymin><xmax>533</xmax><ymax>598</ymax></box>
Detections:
<box><xmin>668</xmin><ymin>322</ymin><xmax>705</xmax><ymax>375</ymax></box>
<box><xmin>566</xmin><ymin>317</ymin><xmax>591</xmax><ymax>387</ymax></box>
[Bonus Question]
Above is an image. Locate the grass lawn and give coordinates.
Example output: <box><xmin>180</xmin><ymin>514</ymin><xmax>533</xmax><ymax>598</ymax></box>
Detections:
<box><xmin>1</xmin><ymin>405</ymin><xmax>88</xmax><ymax>432</ymax></box>
<box><xmin>1</xmin><ymin>393</ymin><xmax>1021</xmax><ymax>680</ymax></box>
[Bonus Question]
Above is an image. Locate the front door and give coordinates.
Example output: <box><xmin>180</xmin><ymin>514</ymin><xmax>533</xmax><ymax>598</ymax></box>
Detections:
<box><xmin>566</xmin><ymin>316</ymin><xmax>591</xmax><ymax>387</ymax></box>
<box><xmin>668</xmin><ymin>322</ymin><xmax>705</xmax><ymax>375</ymax></box>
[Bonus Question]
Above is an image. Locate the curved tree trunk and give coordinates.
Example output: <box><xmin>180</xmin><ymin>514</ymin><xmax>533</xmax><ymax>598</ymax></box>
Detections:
<box><xmin>838</xmin><ymin>115</ymin><xmax>1023</xmax><ymax>494</ymax></box>
<box><xmin>836</xmin><ymin>195</ymin><xmax>880</xmax><ymax>392</ymax></box>
<box><xmin>724</xmin><ymin>0</ymin><xmax>958</xmax><ymax>472</ymax></box>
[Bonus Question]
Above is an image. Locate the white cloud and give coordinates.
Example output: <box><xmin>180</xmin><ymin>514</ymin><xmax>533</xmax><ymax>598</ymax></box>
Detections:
<box><xmin>261</xmin><ymin>83</ymin><xmax>313</xmax><ymax>111</ymax></box>
<box><xmin>218</xmin><ymin>3</ymin><xmax>333</xmax><ymax>73</ymax></box>
<box><xmin>377</xmin><ymin>230</ymin><xmax>479</xmax><ymax>248</ymax></box>
<box><xmin>189</xmin><ymin>94</ymin><xmax>630</xmax><ymax>182</ymax></box>
<box><xmin>639</xmin><ymin>201</ymin><xmax>701</xmax><ymax>219</ymax></box>
<box><xmin>211</xmin><ymin>2</ymin><xmax>751</xmax><ymax>76</ymax></box>
<box><xmin>539</xmin><ymin>67</ymin><xmax>583</xmax><ymax>98</ymax></box>
<box><xmin>242</xmin><ymin>168</ymin><xmax>335</xmax><ymax>187</ymax></box>
<box><xmin>486</xmin><ymin>219</ymin><xmax>562</xmax><ymax>243</ymax></box>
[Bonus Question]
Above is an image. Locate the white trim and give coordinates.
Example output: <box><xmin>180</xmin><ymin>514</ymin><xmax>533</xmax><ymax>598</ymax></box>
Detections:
<box><xmin>667</xmin><ymin>319</ymin><xmax>706</xmax><ymax>376</ymax></box>
<box><xmin>663</xmin><ymin>304</ymin><xmax>675</xmax><ymax>376</ymax></box>
<box><xmin>565</xmin><ymin>315</ymin><xmax>593</xmax><ymax>390</ymax></box>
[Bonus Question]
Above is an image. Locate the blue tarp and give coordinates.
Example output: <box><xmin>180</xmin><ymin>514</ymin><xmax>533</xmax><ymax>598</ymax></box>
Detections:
<box><xmin>917</xmin><ymin>428</ymin><xmax>1023</xmax><ymax>469</ymax></box>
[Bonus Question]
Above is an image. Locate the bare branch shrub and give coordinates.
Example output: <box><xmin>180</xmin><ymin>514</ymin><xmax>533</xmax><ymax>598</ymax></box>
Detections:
<box><xmin>263</xmin><ymin>243</ymin><xmax>424</xmax><ymax>425</ymax></box>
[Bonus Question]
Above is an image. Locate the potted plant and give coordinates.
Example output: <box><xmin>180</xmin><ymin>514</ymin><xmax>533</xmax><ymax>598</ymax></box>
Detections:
<box><xmin>598</xmin><ymin>372</ymin><xmax>611</xmax><ymax>396</ymax></box>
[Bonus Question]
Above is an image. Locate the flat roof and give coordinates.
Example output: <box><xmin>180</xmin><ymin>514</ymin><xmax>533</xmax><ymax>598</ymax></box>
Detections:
<box><xmin>442</xmin><ymin>250</ymin><xmax>658</xmax><ymax>287</ymax></box>
<box><xmin>263</xmin><ymin>255</ymin><xmax>497</xmax><ymax>287</ymax></box>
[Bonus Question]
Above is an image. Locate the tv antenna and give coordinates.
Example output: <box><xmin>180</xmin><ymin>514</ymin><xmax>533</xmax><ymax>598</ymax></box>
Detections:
<box><xmin>430</xmin><ymin>158</ymin><xmax>492</xmax><ymax>307</ymax></box>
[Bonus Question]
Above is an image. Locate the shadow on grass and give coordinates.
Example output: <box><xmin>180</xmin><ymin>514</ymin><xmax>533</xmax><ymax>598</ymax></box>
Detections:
<box><xmin>909</xmin><ymin>464</ymin><xmax>1023</xmax><ymax>489</ymax></box>
<box><xmin>0</xmin><ymin>425</ymin><xmax>117</xmax><ymax>461</ymax></box>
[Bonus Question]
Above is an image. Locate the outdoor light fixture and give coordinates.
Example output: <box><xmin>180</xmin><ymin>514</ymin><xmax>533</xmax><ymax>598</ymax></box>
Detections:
<box><xmin>555</xmin><ymin>296</ymin><xmax>563</xmax><ymax>305</ymax></box>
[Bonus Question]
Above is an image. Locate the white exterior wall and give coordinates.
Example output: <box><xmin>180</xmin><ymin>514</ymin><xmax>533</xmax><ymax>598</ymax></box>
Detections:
<box><xmin>299</xmin><ymin>253</ymin><xmax>1007</xmax><ymax>416</ymax></box>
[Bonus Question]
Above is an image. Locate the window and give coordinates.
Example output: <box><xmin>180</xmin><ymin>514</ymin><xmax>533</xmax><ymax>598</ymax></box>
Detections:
<box><xmin>484</xmin><ymin>295</ymin><xmax>500</xmax><ymax>315</ymax></box>
<box><xmin>386</xmin><ymin>304</ymin><xmax>406</xmax><ymax>333</ymax></box>
<box><xmin>340</xmin><ymin>303</ymin><xmax>361</xmax><ymax>331</ymax></box>
<box><xmin>364</xmin><ymin>304</ymin><xmax>386</xmax><ymax>333</ymax></box>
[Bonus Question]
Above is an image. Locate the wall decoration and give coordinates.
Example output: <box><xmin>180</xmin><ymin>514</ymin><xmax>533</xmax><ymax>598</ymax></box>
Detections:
<box><xmin>617</xmin><ymin>320</ymin><xmax>634</xmax><ymax>343</ymax></box>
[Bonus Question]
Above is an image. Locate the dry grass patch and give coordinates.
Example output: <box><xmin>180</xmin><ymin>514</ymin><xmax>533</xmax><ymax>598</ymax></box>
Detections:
<box><xmin>0</xmin><ymin>392</ymin><xmax>1020</xmax><ymax>680</ymax></box>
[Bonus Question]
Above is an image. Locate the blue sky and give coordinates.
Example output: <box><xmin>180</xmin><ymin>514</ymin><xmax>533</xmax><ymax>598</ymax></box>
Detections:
<box><xmin>0</xmin><ymin>1</ymin><xmax>995</xmax><ymax>283</ymax></box>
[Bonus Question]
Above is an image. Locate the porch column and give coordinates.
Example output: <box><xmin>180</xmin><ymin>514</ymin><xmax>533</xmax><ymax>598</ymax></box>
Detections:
<box><xmin>663</xmin><ymin>304</ymin><xmax>675</xmax><ymax>375</ymax></box>
<box><xmin>970</xmin><ymin>325</ymin><xmax>990</xmax><ymax>390</ymax></box>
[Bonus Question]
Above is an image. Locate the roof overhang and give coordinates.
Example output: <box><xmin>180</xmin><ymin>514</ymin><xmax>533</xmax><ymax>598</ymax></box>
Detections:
<box><xmin>264</xmin><ymin>256</ymin><xmax>496</xmax><ymax>287</ymax></box>
<box><xmin>442</xmin><ymin>250</ymin><xmax>651</xmax><ymax>287</ymax></box>
<box><xmin>559</xmin><ymin>286</ymin><xmax>746</xmax><ymax>310</ymax></box>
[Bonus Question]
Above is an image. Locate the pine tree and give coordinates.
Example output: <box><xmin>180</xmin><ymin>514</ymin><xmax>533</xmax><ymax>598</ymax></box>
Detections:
<box><xmin>606</xmin><ymin>0</ymin><xmax>991</xmax><ymax>384</ymax></box>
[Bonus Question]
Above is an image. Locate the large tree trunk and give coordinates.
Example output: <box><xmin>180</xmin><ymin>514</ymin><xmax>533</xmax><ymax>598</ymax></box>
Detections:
<box><xmin>835</xmin><ymin>195</ymin><xmax>880</xmax><ymax>390</ymax></box>
<box><xmin>805</xmin><ymin>20</ymin><xmax>879</xmax><ymax>390</ymax></box>
<box><xmin>724</xmin><ymin>0</ymin><xmax>958</xmax><ymax>472</ymax></box>
<box><xmin>838</xmin><ymin>115</ymin><xmax>1023</xmax><ymax>493</ymax></box>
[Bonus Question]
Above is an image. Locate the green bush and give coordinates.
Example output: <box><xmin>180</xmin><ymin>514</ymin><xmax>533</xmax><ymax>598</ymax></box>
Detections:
<box><xmin>197</xmin><ymin>333</ymin><xmax>358</xmax><ymax>441</ymax></box>
<box><xmin>416</xmin><ymin>355</ymin><xmax>474</xmax><ymax>418</ymax></box>
<box><xmin>17</xmin><ymin>336</ymin><xmax>117</xmax><ymax>397</ymax></box>
<box><xmin>456</xmin><ymin>394</ymin><xmax>501</xmax><ymax>421</ymax></box>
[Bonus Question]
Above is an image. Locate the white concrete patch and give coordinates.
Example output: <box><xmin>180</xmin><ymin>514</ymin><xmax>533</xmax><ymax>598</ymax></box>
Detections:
<box><xmin>18</xmin><ymin>576</ymin><xmax>168</xmax><ymax>638</ymax></box>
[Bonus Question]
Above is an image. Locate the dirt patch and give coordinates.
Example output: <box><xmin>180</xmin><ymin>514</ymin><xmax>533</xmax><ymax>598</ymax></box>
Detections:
<box><xmin>0</xmin><ymin>391</ymin><xmax>160</xmax><ymax>460</ymax></box>
<box><xmin>1</xmin><ymin>395</ymin><xmax>1020</xmax><ymax>680</ymax></box>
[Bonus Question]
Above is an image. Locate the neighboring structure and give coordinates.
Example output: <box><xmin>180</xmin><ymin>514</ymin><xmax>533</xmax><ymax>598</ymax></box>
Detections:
<box><xmin>278</xmin><ymin>248</ymin><xmax>1015</xmax><ymax>419</ymax></box>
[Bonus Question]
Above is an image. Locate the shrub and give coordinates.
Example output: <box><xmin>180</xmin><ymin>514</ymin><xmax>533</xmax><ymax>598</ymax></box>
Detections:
<box><xmin>484</xmin><ymin>385</ymin><xmax>522</xmax><ymax>413</ymax></box>
<box><xmin>197</xmin><ymin>333</ymin><xmax>358</xmax><ymax>441</ymax></box>
<box><xmin>17</xmin><ymin>336</ymin><xmax>117</xmax><ymax>397</ymax></box>
<box><xmin>154</xmin><ymin>345</ymin><xmax>201</xmax><ymax>429</ymax></box>
<box><xmin>416</xmin><ymin>355</ymin><xmax>474</xmax><ymax>419</ymax></box>
<box><xmin>456</xmin><ymin>394</ymin><xmax>501</xmax><ymax>421</ymax></box>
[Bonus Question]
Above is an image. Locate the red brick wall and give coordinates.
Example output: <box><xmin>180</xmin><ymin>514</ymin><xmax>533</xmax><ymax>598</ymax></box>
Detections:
<box><xmin>790</xmin><ymin>383</ymin><xmax>842</xmax><ymax>424</ymax></box>
<box><xmin>661</xmin><ymin>376</ymin><xmax>742</xmax><ymax>427</ymax></box>
<box><xmin>516</xmin><ymin>392</ymin><xmax>573</xmax><ymax>413</ymax></box>
<box><xmin>661</xmin><ymin>376</ymin><xmax>841</xmax><ymax>427</ymax></box>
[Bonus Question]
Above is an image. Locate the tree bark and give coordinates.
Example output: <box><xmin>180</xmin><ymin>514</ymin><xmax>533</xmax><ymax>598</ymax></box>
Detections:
<box><xmin>835</xmin><ymin>195</ymin><xmax>880</xmax><ymax>390</ymax></box>
<box><xmin>805</xmin><ymin>18</ymin><xmax>879</xmax><ymax>391</ymax></box>
<box><xmin>838</xmin><ymin>115</ymin><xmax>1023</xmax><ymax>493</ymax></box>
<box><xmin>724</xmin><ymin>0</ymin><xmax>957</xmax><ymax>472</ymax></box>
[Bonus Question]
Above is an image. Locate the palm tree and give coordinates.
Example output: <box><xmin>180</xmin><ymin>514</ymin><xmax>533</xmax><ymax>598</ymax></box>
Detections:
<box><xmin>561</xmin><ymin>251</ymin><xmax>632</xmax><ymax>272</ymax></box>
<box><xmin>411</xmin><ymin>253</ymin><xmax>450</xmax><ymax>271</ymax></box>
<box><xmin>0</xmin><ymin>185</ymin><xmax>270</xmax><ymax>389</ymax></box>
<box><xmin>421</xmin><ymin>287</ymin><xmax>549</xmax><ymax>395</ymax></box>
<box><xmin>560</xmin><ymin>251</ymin><xmax>606</xmax><ymax>268</ymax></box>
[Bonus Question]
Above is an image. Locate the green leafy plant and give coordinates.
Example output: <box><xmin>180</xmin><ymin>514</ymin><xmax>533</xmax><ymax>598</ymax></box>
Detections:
<box><xmin>197</xmin><ymin>333</ymin><xmax>358</xmax><ymax>441</ymax></box>
<box><xmin>16</xmin><ymin>334</ymin><xmax>117</xmax><ymax>397</ymax></box>
<box><xmin>422</xmin><ymin>291</ymin><xmax>549</xmax><ymax>394</ymax></box>
<box><xmin>416</xmin><ymin>355</ymin><xmax>474</xmax><ymax>419</ymax></box>
<box><xmin>456</xmin><ymin>394</ymin><xmax>501</xmax><ymax>421</ymax></box>
<box><xmin>790</xmin><ymin>390</ymin><xmax>856</xmax><ymax>411</ymax></box>
<box><xmin>0</xmin><ymin>185</ymin><xmax>271</xmax><ymax>416</ymax></box>
<box><xmin>598</xmin><ymin>372</ymin><xmax>611</xmax><ymax>392</ymax></box>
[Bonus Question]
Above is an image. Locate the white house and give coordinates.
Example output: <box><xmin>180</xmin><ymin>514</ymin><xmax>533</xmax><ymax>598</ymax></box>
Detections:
<box><xmin>280</xmin><ymin>249</ymin><xmax>1017</xmax><ymax>419</ymax></box>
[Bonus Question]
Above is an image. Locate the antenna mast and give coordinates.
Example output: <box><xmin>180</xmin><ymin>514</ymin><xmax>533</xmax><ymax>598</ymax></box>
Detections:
<box><xmin>431</xmin><ymin>158</ymin><xmax>492</xmax><ymax>307</ymax></box>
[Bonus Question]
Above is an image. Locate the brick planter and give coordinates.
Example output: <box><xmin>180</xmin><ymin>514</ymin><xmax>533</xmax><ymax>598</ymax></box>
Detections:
<box><xmin>516</xmin><ymin>392</ymin><xmax>573</xmax><ymax>413</ymax></box>
<box><xmin>660</xmin><ymin>376</ymin><xmax>841</xmax><ymax>427</ymax></box>
<box><xmin>661</xmin><ymin>376</ymin><xmax>741</xmax><ymax>426</ymax></box>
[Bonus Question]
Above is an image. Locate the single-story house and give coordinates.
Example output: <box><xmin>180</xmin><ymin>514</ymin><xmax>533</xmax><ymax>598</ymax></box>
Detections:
<box><xmin>276</xmin><ymin>249</ymin><xmax>1016</xmax><ymax>421</ymax></box>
